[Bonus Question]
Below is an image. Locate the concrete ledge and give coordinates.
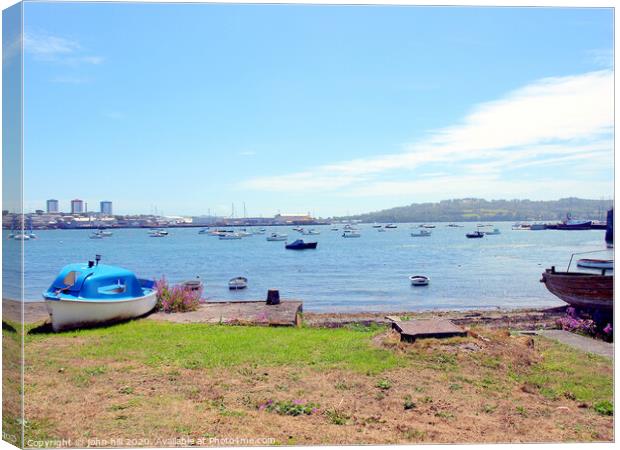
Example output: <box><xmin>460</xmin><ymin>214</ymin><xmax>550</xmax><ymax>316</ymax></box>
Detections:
<box><xmin>148</xmin><ymin>300</ymin><xmax>303</xmax><ymax>327</ymax></box>
<box><xmin>532</xmin><ymin>329</ymin><xmax>613</xmax><ymax>359</ymax></box>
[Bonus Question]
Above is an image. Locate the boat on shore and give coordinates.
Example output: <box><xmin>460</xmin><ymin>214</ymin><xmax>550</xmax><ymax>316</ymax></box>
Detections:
<box><xmin>576</xmin><ymin>259</ymin><xmax>614</xmax><ymax>270</ymax></box>
<box><xmin>43</xmin><ymin>258</ymin><xmax>157</xmax><ymax>331</ymax></box>
<box><xmin>285</xmin><ymin>239</ymin><xmax>318</xmax><ymax>250</ymax></box>
<box><xmin>540</xmin><ymin>266</ymin><xmax>613</xmax><ymax>310</ymax></box>
<box><xmin>228</xmin><ymin>276</ymin><xmax>248</xmax><ymax>290</ymax></box>
<box><xmin>466</xmin><ymin>231</ymin><xmax>485</xmax><ymax>238</ymax></box>
<box><xmin>266</xmin><ymin>233</ymin><xmax>288</xmax><ymax>241</ymax></box>
<box><xmin>409</xmin><ymin>275</ymin><xmax>429</xmax><ymax>286</ymax></box>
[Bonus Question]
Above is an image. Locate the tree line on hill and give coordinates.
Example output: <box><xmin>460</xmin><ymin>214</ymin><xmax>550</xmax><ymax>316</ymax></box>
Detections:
<box><xmin>336</xmin><ymin>198</ymin><xmax>613</xmax><ymax>223</ymax></box>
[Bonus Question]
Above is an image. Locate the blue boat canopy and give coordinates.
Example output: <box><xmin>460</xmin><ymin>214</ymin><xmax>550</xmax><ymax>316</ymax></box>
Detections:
<box><xmin>44</xmin><ymin>263</ymin><xmax>154</xmax><ymax>301</ymax></box>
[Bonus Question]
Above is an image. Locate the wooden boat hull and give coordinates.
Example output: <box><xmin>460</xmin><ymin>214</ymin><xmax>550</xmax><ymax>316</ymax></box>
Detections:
<box><xmin>540</xmin><ymin>268</ymin><xmax>613</xmax><ymax>310</ymax></box>
<box><xmin>45</xmin><ymin>291</ymin><xmax>158</xmax><ymax>332</ymax></box>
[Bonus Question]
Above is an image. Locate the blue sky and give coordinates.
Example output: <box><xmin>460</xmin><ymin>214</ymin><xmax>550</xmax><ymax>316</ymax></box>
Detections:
<box><xmin>19</xmin><ymin>2</ymin><xmax>613</xmax><ymax>217</ymax></box>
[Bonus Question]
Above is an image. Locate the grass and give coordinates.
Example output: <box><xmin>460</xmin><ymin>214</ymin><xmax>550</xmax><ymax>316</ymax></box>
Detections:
<box><xmin>19</xmin><ymin>321</ymin><xmax>614</xmax><ymax>445</ymax></box>
<box><xmin>26</xmin><ymin>320</ymin><xmax>400</xmax><ymax>375</ymax></box>
<box><xmin>522</xmin><ymin>338</ymin><xmax>612</xmax><ymax>405</ymax></box>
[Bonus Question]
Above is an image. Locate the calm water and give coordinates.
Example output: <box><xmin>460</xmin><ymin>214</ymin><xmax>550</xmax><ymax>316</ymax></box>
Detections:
<box><xmin>3</xmin><ymin>223</ymin><xmax>612</xmax><ymax>312</ymax></box>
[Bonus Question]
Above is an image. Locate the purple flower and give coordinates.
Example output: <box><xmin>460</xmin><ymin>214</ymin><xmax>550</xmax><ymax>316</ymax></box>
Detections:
<box><xmin>603</xmin><ymin>323</ymin><xmax>612</xmax><ymax>334</ymax></box>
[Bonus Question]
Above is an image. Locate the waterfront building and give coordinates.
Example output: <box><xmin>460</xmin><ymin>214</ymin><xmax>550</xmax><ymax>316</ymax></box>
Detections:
<box><xmin>70</xmin><ymin>199</ymin><xmax>84</xmax><ymax>214</ymax></box>
<box><xmin>274</xmin><ymin>213</ymin><xmax>314</xmax><ymax>224</ymax></box>
<box><xmin>100</xmin><ymin>201</ymin><xmax>113</xmax><ymax>215</ymax></box>
<box><xmin>46</xmin><ymin>199</ymin><xmax>59</xmax><ymax>213</ymax></box>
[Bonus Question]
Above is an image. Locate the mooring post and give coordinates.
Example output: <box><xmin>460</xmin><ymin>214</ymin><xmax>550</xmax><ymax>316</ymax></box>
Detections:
<box><xmin>266</xmin><ymin>289</ymin><xmax>280</xmax><ymax>305</ymax></box>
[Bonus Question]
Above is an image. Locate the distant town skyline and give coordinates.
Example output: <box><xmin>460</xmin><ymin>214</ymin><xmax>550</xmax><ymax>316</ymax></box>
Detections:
<box><xmin>14</xmin><ymin>3</ymin><xmax>614</xmax><ymax>216</ymax></box>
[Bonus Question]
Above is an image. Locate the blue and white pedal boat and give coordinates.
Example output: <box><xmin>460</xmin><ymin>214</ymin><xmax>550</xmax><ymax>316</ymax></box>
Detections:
<box><xmin>43</xmin><ymin>259</ymin><xmax>157</xmax><ymax>331</ymax></box>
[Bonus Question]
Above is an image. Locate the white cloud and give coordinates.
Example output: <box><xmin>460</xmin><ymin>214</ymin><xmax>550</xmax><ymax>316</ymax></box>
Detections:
<box><xmin>239</xmin><ymin>150</ymin><xmax>257</xmax><ymax>156</ymax></box>
<box><xmin>239</xmin><ymin>70</ymin><xmax>613</xmax><ymax>198</ymax></box>
<box><xmin>24</xmin><ymin>31</ymin><xmax>103</xmax><ymax>65</ymax></box>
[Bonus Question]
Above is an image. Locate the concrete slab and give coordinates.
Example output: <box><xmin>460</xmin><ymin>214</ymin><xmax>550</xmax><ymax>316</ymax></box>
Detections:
<box><xmin>391</xmin><ymin>318</ymin><xmax>467</xmax><ymax>342</ymax></box>
<box><xmin>148</xmin><ymin>300</ymin><xmax>303</xmax><ymax>327</ymax></box>
<box><xmin>534</xmin><ymin>329</ymin><xmax>614</xmax><ymax>360</ymax></box>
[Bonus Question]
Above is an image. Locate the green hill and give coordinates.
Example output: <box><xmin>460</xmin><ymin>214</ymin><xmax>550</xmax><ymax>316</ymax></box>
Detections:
<box><xmin>337</xmin><ymin>197</ymin><xmax>612</xmax><ymax>223</ymax></box>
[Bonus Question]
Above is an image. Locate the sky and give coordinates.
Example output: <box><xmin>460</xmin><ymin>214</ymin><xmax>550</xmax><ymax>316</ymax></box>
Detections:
<box><xmin>16</xmin><ymin>2</ymin><xmax>614</xmax><ymax>217</ymax></box>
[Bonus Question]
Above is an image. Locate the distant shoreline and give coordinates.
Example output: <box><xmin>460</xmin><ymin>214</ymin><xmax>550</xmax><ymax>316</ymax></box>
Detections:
<box><xmin>2</xmin><ymin>219</ymin><xmax>609</xmax><ymax>232</ymax></box>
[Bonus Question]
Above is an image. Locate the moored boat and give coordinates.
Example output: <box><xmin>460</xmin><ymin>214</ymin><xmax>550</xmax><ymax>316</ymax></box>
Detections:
<box><xmin>466</xmin><ymin>231</ymin><xmax>484</xmax><ymax>238</ymax></box>
<box><xmin>576</xmin><ymin>259</ymin><xmax>614</xmax><ymax>270</ymax></box>
<box><xmin>411</xmin><ymin>230</ymin><xmax>431</xmax><ymax>237</ymax></box>
<box><xmin>385</xmin><ymin>224</ymin><xmax>397</xmax><ymax>229</ymax></box>
<box><xmin>181</xmin><ymin>278</ymin><xmax>204</xmax><ymax>292</ymax></box>
<box><xmin>219</xmin><ymin>233</ymin><xmax>242</xmax><ymax>240</ymax></box>
<box><xmin>43</xmin><ymin>258</ymin><xmax>157</xmax><ymax>331</ymax></box>
<box><xmin>342</xmin><ymin>230</ymin><xmax>361</xmax><ymax>238</ymax></box>
<box><xmin>540</xmin><ymin>267</ymin><xmax>613</xmax><ymax>310</ymax></box>
<box><xmin>483</xmin><ymin>228</ymin><xmax>501</xmax><ymax>235</ymax></box>
<box><xmin>228</xmin><ymin>276</ymin><xmax>248</xmax><ymax>290</ymax></box>
<box><xmin>266</xmin><ymin>233</ymin><xmax>288</xmax><ymax>241</ymax></box>
<box><xmin>285</xmin><ymin>239</ymin><xmax>318</xmax><ymax>250</ymax></box>
<box><xmin>409</xmin><ymin>275</ymin><xmax>430</xmax><ymax>286</ymax></box>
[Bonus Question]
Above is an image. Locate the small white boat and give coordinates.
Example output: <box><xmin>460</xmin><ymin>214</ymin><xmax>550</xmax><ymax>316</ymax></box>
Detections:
<box><xmin>219</xmin><ymin>233</ymin><xmax>242</xmax><ymax>240</ymax></box>
<box><xmin>421</xmin><ymin>224</ymin><xmax>435</xmax><ymax>229</ymax></box>
<box><xmin>181</xmin><ymin>278</ymin><xmax>203</xmax><ymax>292</ymax></box>
<box><xmin>411</xmin><ymin>230</ymin><xmax>432</xmax><ymax>237</ymax></box>
<box><xmin>237</xmin><ymin>231</ymin><xmax>252</xmax><ymax>237</ymax></box>
<box><xmin>13</xmin><ymin>234</ymin><xmax>31</xmax><ymax>240</ymax></box>
<box><xmin>302</xmin><ymin>229</ymin><xmax>320</xmax><ymax>235</ymax></box>
<box><xmin>149</xmin><ymin>231</ymin><xmax>167</xmax><ymax>237</ymax></box>
<box><xmin>89</xmin><ymin>232</ymin><xmax>104</xmax><ymax>239</ymax></box>
<box><xmin>484</xmin><ymin>228</ymin><xmax>501</xmax><ymax>235</ymax></box>
<box><xmin>372</xmin><ymin>224</ymin><xmax>382</xmax><ymax>228</ymax></box>
<box><xmin>150</xmin><ymin>228</ymin><xmax>169</xmax><ymax>235</ymax></box>
<box><xmin>43</xmin><ymin>259</ymin><xmax>157</xmax><ymax>332</ymax></box>
<box><xmin>576</xmin><ymin>259</ymin><xmax>614</xmax><ymax>270</ymax></box>
<box><xmin>409</xmin><ymin>275</ymin><xmax>430</xmax><ymax>286</ymax></box>
<box><xmin>385</xmin><ymin>224</ymin><xmax>397</xmax><ymax>229</ymax></box>
<box><xmin>342</xmin><ymin>230</ymin><xmax>361</xmax><ymax>238</ymax></box>
<box><xmin>228</xmin><ymin>276</ymin><xmax>248</xmax><ymax>290</ymax></box>
<box><xmin>266</xmin><ymin>233</ymin><xmax>288</xmax><ymax>241</ymax></box>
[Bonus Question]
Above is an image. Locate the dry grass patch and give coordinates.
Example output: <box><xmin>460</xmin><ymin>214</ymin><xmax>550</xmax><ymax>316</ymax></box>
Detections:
<box><xmin>21</xmin><ymin>322</ymin><xmax>613</xmax><ymax>445</ymax></box>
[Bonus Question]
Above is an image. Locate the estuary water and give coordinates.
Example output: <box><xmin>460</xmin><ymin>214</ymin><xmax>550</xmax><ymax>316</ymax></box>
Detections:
<box><xmin>3</xmin><ymin>223</ymin><xmax>612</xmax><ymax>312</ymax></box>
